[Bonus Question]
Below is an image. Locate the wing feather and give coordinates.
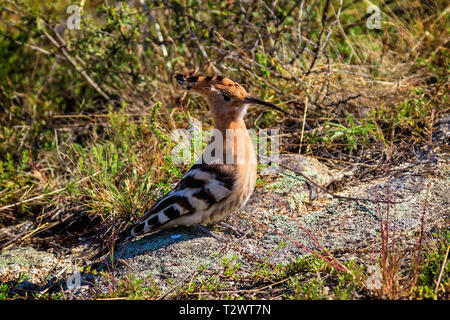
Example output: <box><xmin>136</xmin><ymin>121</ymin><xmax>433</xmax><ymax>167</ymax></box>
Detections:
<box><xmin>129</xmin><ymin>164</ymin><xmax>237</xmax><ymax>237</ymax></box>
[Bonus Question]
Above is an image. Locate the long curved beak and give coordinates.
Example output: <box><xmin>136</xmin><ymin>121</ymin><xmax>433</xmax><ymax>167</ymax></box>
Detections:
<box><xmin>244</xmin><ymin>96</ymin><xmax>291</xmax><ymax>116</ymax></box>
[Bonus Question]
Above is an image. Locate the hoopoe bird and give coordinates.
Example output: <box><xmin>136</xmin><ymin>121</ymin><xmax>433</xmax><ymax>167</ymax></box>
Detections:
<box><xmin>98</xmin><ymin>73</ymin><xmax>288</xmax><ymax>258</ymax></box>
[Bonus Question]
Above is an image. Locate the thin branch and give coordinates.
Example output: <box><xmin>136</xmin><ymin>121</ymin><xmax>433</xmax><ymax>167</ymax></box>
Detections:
<box><xmin>0</xmin><ymin>172</ymin><xmax>100</xmax><ymax>213</ymax></box>
<box><xmin>0</xmin><ymin>31</ymin><xmax>64</xmax><ymax>59</ymax></box>
<box><xmin>305</xmin><ymin>0</ymin><xmax>330</xmax><ymax>76</ymax></box>
<box><xmin>41</xmin><ymin>27</ymin><xmax>111</xmax><ymax>102</ymax></box>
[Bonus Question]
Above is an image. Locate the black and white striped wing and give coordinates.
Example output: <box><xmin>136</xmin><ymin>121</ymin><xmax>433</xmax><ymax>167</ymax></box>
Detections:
<box><xmin>128</xmin><ymin>163</ymin><xmax>237</xmax><ymax>238</ymax></box>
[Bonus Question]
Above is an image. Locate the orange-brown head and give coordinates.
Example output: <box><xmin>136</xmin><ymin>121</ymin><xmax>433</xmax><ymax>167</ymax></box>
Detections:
<box><xmin>175</xmin><ymin>73</ymin><xmax>289</xmax><ymax>121</ymax></box>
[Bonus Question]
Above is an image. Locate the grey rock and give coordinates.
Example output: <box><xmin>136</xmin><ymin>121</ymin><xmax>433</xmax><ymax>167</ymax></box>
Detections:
<box><xmin>0</xmin><ymin>247</ymin><xmax>72</xmax><ymax>286</ymax></box>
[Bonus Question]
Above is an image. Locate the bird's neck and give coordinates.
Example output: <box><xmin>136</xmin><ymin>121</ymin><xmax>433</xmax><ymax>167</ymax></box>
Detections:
<box><xmin>211</xmin><ymin>115</ymin><xmax>255</xmax><ymax>166</ymax></box>
<box><xmin>213</xmin><ymin>115</ymin><xmax>247</xmax><ymax>135</ymax></box>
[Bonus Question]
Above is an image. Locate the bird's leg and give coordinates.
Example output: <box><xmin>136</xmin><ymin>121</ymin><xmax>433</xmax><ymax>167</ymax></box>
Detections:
<box><xmin>194</xmin><ymin>224</ymin><xmax>230</xmax><ymax>242</ymax></box>
<box><xmin>215</xmin><ymin>221</ymin><xmax>247</xmax><ymax>237</ymax></box>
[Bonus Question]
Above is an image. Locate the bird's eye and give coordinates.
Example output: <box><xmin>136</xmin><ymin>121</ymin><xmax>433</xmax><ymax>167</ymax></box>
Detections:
<box><xmin>223</xmin><ymin>94</ymin><xmax>231</xmax><ymax>102</ymax></box>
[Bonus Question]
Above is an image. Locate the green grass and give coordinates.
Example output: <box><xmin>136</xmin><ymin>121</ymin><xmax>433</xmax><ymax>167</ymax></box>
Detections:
<box><xmin>160</xmin><ymin>251</ymin><xmax>367</xmax><ymax>300</ymax></box>
<box><xmin>0</xmin><ymin>283</ymin><xmax>9</xmax><ymax>300</ymax></box>
<box><xmin>322</xmin><ymin>113</ymin><xmax>377</xmax><ymax>152</ymax></box>
<box><xmin>413</xmin><ymin>231</ymin><xmax>450</xmax><ymax>300</ymax></box>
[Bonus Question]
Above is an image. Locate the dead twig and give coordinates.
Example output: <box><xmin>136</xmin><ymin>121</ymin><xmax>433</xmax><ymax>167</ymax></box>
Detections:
<box><xmin>273</xmin><ymin>159</ymin><xmax>414</xmax><ymax>204</ymax></box>
<box><xmin>41</xmin><ymin>27</ymin><xmax>111</xmax><ymax>102</ymax></box>
<box><xmin>0</xmin><ymin>172</ymin><xmax>101</xmax><ymax>213</ymax></box>
<box><xmin>434</xmin><ymin>245</ymin><xmax>449</xmax><ymax>294</ymax></box>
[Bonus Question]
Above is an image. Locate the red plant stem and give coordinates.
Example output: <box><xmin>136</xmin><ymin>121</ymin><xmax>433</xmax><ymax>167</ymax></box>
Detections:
<box><xmin>414</xmin><ymin>182</ymin><xmax>430</xmax><ymax>280</ymax></box>
<box><xmin>252</xmin><ymin>219</ymin><xmax>347</xmax><ymax>273</ymax></box>
<box><xmin>385</xmin><ymin>181</ymin><xmax>390</xmax><ymax>255</ymax></box>
<box><xmin>271</xmin><ymin>228</ymin><xmax>337</xmax><ymax>267</ymax></box>
<box><xmin>374</xmin><ymin>190</ymin><xmax>386</xmax><ymax>267</ymax></box>
<box><xmin>391</xmin><ymin>193</ymin><xmax>397</xmax><ymax>255</ymax></box>
<box><xmin>291</xmin><ymin>216</ymin><xmax>350</xmax><ymax>273</ymax></box>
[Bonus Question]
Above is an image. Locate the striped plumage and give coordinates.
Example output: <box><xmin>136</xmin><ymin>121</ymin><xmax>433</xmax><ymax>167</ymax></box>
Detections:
<box><xmin>128</xmin><ymin>162</ymin><xmax>255</xmax><ymax>237</ymax></box>
<box><xmin>105</xmin><ymin>73</ymin><xmax>287</xmax><ymax>255</ymax></box>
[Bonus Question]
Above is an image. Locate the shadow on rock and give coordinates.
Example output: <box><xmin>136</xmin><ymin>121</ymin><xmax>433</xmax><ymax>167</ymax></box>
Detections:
<box><xmin>102</xmin><ymin>225</ymin><xmax>208</xmax><ymax>263</ymax></box>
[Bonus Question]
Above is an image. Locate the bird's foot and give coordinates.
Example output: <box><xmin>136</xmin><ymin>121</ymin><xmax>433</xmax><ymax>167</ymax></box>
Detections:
<box><xmin>194</xmin><ymin>224</ymin><xmax>231</xmax><ymax>242</ymax></box>
<box><xmin>215</xmin><ymin>221</ymin><xmax>247</xmax><ymax>237</ymax></box>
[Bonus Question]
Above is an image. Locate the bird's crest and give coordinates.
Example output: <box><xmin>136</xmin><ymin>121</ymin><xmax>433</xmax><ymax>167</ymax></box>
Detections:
<box><xmin>175</xmin><ymin>73</ymin><xmax>248</xmax><ymax>100</ymax></box>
